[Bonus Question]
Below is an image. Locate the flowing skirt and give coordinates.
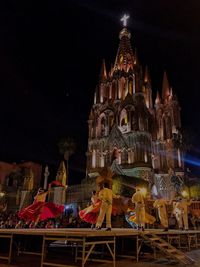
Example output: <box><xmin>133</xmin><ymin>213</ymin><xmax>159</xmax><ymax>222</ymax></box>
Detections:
<box><xmin>79</xmin><ymin>201</ymin><xmax>118</xmax><ymax>225</ymax></box>
<box><xmin>125</xmin><ymin>211</ymin><xmax>137</xmax><ymax>228</ymax></box>
<box><xmin>129</xmin><ymin>212</ymin><xmax>156</xmax><ymax>225</ymax></box>
<box><xmin>18</xmin><ymin>201</ymin><xmax>64</xmax><ymax>222</ymax></box>
<box><xmin>79</xmin><ymin>201</ymin><xmax>101</xmax><ymax>224</ymax></box>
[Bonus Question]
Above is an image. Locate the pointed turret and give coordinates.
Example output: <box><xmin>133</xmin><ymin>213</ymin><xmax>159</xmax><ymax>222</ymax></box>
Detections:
<box><xmin>99</xmin><ymin>59</ymin><xmax>107</xmax><ymax>81</ymax></box>
<box><xmin>169</xmin><ymin>87</ymin><xmax>173</xmax><ymax>100</ymax></box>
<box><xmin>108</xmin><ymin>63</ymin><xmax>114</xmax><ymax>78</ymax></box>
<box><xmin>134</xmin><ymin>48</ymin><xmax>138</xmax><ymax>65</ymax></box>
<box><xmin>155</xmin><ymin>91</ymin><xmax>161</xmax><ymax>106</ymax></box>
<box><xmin>162</xmin><ymin>71</ymin><xmax>170</xmax><ymax>100</ymax></box>
<box><xmin>144</xmin><ymin>66</ymin><xmax>151</xmax><ymax>84</ymax></box>
<box><xmin>114</xmin><ymin>27</ymin><xmax>135</xmax><ymax>72</ymax></box>
<box><xmin>143</xmin><ymin>66</ymin><xmax>153</xmax><ymax>108</ymax></box>
<box><xmin>56</xmin><ymin>161</ymin><xmax>67</xmax><ymax>186</ymax></box>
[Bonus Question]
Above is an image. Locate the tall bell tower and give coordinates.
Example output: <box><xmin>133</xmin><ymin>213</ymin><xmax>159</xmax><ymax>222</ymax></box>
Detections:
<box><xmin>86</xmin><ymin>15</ymin><xmax>183</xmax><ymax>199</ymax></box>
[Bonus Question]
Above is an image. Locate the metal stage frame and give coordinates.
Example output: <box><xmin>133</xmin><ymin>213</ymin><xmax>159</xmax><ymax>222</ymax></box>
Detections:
<box><xmin>0</xmin><ymin>228</ymin><xmax>199</xmax><ymax>267</ymax></box>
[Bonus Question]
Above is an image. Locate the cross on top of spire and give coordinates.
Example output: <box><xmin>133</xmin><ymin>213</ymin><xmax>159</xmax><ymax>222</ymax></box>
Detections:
<box><xmin>120</xmin><ymin>14</ymin><xmax>130</xmax><ymax>27</ymax></box>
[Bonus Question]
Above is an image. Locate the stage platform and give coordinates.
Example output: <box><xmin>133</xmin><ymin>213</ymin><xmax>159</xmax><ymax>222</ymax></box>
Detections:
<box><xmin>0</xmin><ymin>228</ymin><xmax>199</xmax><ymax>266</ymax></box>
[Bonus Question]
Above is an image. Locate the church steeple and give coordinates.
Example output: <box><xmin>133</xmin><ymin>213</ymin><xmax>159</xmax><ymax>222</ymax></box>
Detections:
<box><xmin>114</xmin><ymin>15</ymin><xmax>135</xmax><ymax>72</ymax></box>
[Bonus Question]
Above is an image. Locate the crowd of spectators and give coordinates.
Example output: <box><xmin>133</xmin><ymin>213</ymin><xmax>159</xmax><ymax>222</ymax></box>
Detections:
<box><xmin>0</xmin><ymin>209</ymin><xmax>88</xmax><ymax>229</ymax></box>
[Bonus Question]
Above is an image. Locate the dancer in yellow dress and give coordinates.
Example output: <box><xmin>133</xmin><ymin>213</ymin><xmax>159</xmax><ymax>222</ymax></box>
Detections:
<box><xmin>131</xmin><ymin>187</ymin><xmax>155</xmax><ymax>230</ymax></box>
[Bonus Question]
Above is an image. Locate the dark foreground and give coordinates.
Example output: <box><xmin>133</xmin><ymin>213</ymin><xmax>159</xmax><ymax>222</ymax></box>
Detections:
<box><xmin>0</xmin><ymin>252</ymin><xmax>199</xmax><ymax>267</ymax></box>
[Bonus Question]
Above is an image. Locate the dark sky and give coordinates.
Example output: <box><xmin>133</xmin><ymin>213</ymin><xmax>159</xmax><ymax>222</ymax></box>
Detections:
<box><xmin>0</xmin><ymin>0</ymin><xmax>199</xmax><ymax>182</ymax></box>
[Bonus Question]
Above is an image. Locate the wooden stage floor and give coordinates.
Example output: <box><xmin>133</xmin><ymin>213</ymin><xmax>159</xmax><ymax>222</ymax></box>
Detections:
<box><xmin>0</xmin><ymin>227</ymin><xmax>200</xmax><ymax>236</ymax></box>
<box><xmin>0</xmin><ymin>228</ymin><xmax>199</xmax><ymax>267</ymax></box>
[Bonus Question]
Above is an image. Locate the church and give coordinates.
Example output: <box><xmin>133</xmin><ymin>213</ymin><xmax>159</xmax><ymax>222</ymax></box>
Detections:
<box><xmin>86</xmin><ymin>15</ymin><xmax>183</xmax><ymax>200</ymax></box>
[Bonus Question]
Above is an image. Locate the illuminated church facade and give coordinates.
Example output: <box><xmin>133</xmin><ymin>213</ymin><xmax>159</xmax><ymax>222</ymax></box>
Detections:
<box><xmin>86</xmin><ymin>17</ymin><xmax>183</xmax><ymax>199</ymax></box>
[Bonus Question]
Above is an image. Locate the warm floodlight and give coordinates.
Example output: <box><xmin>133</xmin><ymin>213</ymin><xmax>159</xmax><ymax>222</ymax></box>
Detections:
<box><xmin>181</xmin><ymin>190</ymin><xmax>188</xmax><ymax>198</ymax></box>
<box><xmin>0</xmin><ymin>192</ymin><xmax>5</xmax><ymax>197</ymax></box>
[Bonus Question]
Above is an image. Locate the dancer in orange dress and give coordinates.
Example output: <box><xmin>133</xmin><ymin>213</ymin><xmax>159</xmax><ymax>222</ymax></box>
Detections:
<box><xmin>79</xmin><ymin>190</ymin><xmax>101</xmax><ymax>228</ymax></box>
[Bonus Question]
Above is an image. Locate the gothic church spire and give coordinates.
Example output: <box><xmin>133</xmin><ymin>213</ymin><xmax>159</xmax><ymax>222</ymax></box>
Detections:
<box><xmin>114</xmin><ymin>15</ymin><xmax>135</xmax><ymax>72</ymax></box>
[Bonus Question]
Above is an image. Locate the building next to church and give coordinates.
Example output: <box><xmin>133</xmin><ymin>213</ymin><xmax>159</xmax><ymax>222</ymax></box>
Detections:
<box><xmin>86</xmin><ymin>16</ymin><xmax>184</xmax><ymax>200</ymax></box>
<box><xmin>0</xmin><ymin>161</ymin><xmax>42</xmax><ymax>211</ymax></box>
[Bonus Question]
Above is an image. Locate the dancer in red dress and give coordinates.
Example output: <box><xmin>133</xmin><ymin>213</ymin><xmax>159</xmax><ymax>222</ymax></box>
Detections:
<box><xmin>18</xmin><ymin>187</ymin><xmax>64</xmax><ymax>227</ymax></box>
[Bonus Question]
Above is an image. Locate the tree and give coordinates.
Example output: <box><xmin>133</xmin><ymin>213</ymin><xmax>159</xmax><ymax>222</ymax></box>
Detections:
<box><xmin>57</xmin><ymin>137</ymin><xmax>76</xmax><ymax>181</ymax></box>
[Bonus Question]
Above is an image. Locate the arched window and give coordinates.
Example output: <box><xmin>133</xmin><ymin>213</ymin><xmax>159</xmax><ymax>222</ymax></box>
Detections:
<box><xmin>108</xmin><ymin>112</ymin><xmax>114</xmax><ymax>133</ymax></box>
<box><xmin>126</xmin><ymin>53</ymin><xmax>133</xmax><ymax>70</ymax></box>
<box><xmin>178</xmin><ymin>148</ymin><xmax>182</xmax><ymax>168</ymax></box>
<box><xmin>7</xmin><ymin>175</ymin><xmax>13</xmax><ymax>187</ymax></box>
<box><xmin>109</xmin><ymin>83</ymin><xmax>112</xmax><ymax>99</ymax></box>
<box><xmin>165</xmin><ymin>116</ymin><xmax>172</xmax><ymax>139</ymax></box>
<box><xmin>120</xmin><ymin>109</ymin><xmax>128</xmax><ymax>133</ymax></box>
<box><xmin>100</xmin><ymin>84</ymin><xmax>104</xmax><ymax>103</ymax></box>
<box><xmin>111</xmin><ymin>147</ymin><xmax>119</xmax><ymax>163</ymax></box>
<box><xmin>100</xmin><ymin>154</ymin><xmax>105</xmax><ymax>167</ymax></box>
<box><xmin>133</xmin><ymin>75</ymin><xmax>136</xmax><ymax>94</ymax></box>
<box><xmin>92</xmin><ymin>150</ymin><xmax>96</xmax><ymax>168</ymax></box>
<box><xmin>121</xmin><ymin>149</ymin><xmax>128</xmax><ymax>164</ymax></box>
<box><xmin>139</xmin><ymin>116</ymin><xmax>145</xmax><ymax>131</ymax></box>
<box><xmin>118</xmin><ymin>77</ymin><xmax>125</xmax><ymax>99</ymax></box>
<box><xmin>163</xmin><ymin>116</ymin><xmax>167</xmax><ymax>140</ymax></box>
<box><xmin>131</xmin><ymin>111</ymin><xmax>138</xmax><ymax>131</ymax></box>
<box><xmin>128</xmin><ymin>149</ymin><xmax>132</xmax><ymax>164</ymax></box>
<box><xmin>101</xmin><ymin>117</ymin><xmax>106</xmax><ymax>136</ymax></box>
<box><xmin>128</xmin><ymin>78</ymin><xmax>133</xmax><ymax>95</ymax></box>
<box><xmin>90</xmin><ymin>127</ymin><xmax>93</xmax><ymax>138</ymax></box>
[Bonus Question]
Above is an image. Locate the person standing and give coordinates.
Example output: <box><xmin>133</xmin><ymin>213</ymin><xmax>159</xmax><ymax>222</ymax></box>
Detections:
<box><xmin>79</xmin><ymin>190</ymin><xmax>101</xmax><ymax>228</ymax></box>
<box><xmin>18</xmin><ymin>188</ymin><xmax>64</xmax><ymax>227</ymax></box>
<box><xmin>173</xmin><ymin>197</ymin><xmax>191</xmax><ymax>230</ymax></box>
<box><xmin>131</xmin><ymin>187</ymin><xmax>146</xmax><ymax>231</ymax></box>
<box><xmin>95</xmin><ymin>183</ymin><xmax>119</xmax><ymax>231</ymax></box>
<box><xmin>153</xmin><ymin>196</ymin><xmax>169</xmax><ymax>231</ymax></box>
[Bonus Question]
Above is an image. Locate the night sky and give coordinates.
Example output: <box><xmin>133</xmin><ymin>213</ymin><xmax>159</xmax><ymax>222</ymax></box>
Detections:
<box><xmin>0</xmin><ymin>0</ymin><xmax>199</xmax><ymax>183</ymax></box>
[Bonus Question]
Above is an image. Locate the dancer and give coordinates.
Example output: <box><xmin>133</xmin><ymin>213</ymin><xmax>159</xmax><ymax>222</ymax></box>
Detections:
<box><xmin>128</xmin><ymin>189</ymin><xmax>155</xmax><ymax>229</ymax></box>
<box><xmin>173</xmin><ymin>197</ymin><xmax>191</xmax><ymax>230</ymax></box>
<box><xmin>18</xmin><ymin>187</ymin><xmax>64</xmax><ymax>227</ymax></box>
<box><xmin>125</xmin><ymin>207</ymin><xmax>137</xmax><ymax>228</ymax></box>
<box><xmin>79</xmin><ymin>190</ymin><xmax>101</xmax><ymax>228</ymax></box>
<box><xmin>131</xmin><ymin>187</ymin><xmax>146</xmax><ymax>230</ymax></box>
<box><xmin>95</xmin><ymin>182</ymin><xmax>120</xmax><ymax>231</ymax></box>
<box><xmin>153</xmin><ymin>195</ymin><xmax>169</xmax><ymax>231</ymax></box>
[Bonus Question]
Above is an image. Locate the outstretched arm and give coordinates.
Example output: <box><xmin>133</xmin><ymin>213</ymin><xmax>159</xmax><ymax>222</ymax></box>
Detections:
<box><xmin>112</xmin><ymin>192</ymin><xmax>120</xmax><ymax>199</ymax></box>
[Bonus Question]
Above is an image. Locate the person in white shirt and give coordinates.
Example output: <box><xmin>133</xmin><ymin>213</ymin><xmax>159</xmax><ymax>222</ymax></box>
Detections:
<box><xmin>132</xmin><ymin>187</ymin><xmax>145</xmax><ymax>230</ymax></box>
<box><xmin>173</xmin><ymin>197</ymin><xmax>191</xmax><ymax>230</ymax></box>
<box><xmin>95</xmin><ymin>183</ymin><xmax>119</xmax><ymax>231</ymax></box>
